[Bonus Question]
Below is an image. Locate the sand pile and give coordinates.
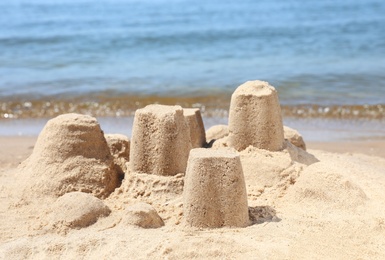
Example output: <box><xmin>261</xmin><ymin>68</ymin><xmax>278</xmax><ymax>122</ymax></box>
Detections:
<box><xmin>205</xmin><ymin>124</ymin><xmax>229</xmax><ymax>141</ymax></box>
<box><xmin>122</xmin><ymin>202</ymin><xmax>164</xmax><ymax>228</ymax></box>
<box><xmin>239</xmin><ymin>141</ymin><xmax>318</xmax><ymax>204</ymax></box>
<box><xmin>283</xmin><ymin>161</ymin><xmax>368</xmax><ymax>211</ymax></box>
<box><xmin>19</xmin><ymin>113</ymin><xmax>119</xmax><ymax>199</ymax></box>
<box><xmin>49</xmin><ymin>192</ymin><xmax>111</xmax><ymax>231</ymax></box>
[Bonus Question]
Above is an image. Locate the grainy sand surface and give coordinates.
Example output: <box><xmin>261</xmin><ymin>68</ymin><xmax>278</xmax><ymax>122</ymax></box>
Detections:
<box><xmin>1</xmin><ymin>133</ymin><xmax>385</xmax><ymax>259</ymax></box>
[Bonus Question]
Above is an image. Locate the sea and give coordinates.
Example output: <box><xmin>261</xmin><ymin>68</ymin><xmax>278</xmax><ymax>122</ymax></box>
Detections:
<box><xmin>0</xmin><ymin>0</ymin><xmax>384</xmax><ymax>140</ymax></box>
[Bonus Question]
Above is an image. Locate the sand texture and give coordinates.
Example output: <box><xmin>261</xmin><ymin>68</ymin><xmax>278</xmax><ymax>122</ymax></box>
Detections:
<box><xmin>105</xmin><ymin>133</ymin><xmax>130</xmax><ymax>177</ymax></box>
<box><xmin>49</xmin><ymin>192</ymin><xmax>111</xmax><ymax>232</ymax></box>
<box><xmin>1</xmin><ymin>81</ymin><xmax>385</xmax><ymax>259</ymax></box>
<box><xmin>18</xmin><ymin>113</ymin><xmax>119</xmax><ymax>199</ymax></box>
<box><xmin>1</xmin><ymin>141</ymin><xmax>385</xmax><ymax>259</ymax></box>
<box><xmin>183</xmin><ymin>108</ymin><xmax>206</xmax><ymax>148</ymax></box>
<box><xmin>283</xmin><ymin>125</ymin><xmax>306</xmax><ymax>150</ymax></box>
<box><xmin>129</xmin><ymin>104</ymin><xmax>192</xmax><ymax>176</ymax></box>
<box><xmin>184</xmin><ymin>148</ymin><xmax>249</xmax><ymax>228</ymax></box>
<box><xmin>228</xmin><ymin>80</ymin><xmax>284</xmax><ymax>151</ymax></box>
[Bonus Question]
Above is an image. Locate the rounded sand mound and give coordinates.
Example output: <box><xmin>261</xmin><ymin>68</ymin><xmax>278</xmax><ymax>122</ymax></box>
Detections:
<box><xmin>122</xmin><ymin>202</ymin><xmax>164</xmax><ymax>229</ymax></box>
<box><xmin>20</xmin><ymin>113</ymin><xmax>119</xmax><ymax>199</ymax></box>
<box><xmin>283</xmin><ymin>162</ymin><xmax>368</xmax><ymax>210</ymax></box>
<box><xmin>49</xmin><ymin>192</ymin><xmax>111</xmax><ymax>230</ymax></box>
<box><xmin>205</xmin><ymin>124</ymin><xmax>229</xmax><ymax>142</ymax></box>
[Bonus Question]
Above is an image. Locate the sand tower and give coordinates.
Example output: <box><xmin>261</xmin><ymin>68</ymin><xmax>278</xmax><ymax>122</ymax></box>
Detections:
<box><xmin>228</xmin><ymin>80</ymin><xmax>284</xmax><ymax>151</ymax></box>
<box><xmin>183</xmin><ymin>148</ymin><xmax>249</xmax><ymax>228</ymax></box>
<box><xmin>105</xmin><ymin>133</ymin><xmax>130</xmax><ymax>176</ymax></box>
<box><xmin>183</xmin><ymin>108</ymin><xmax>206</xmax><ymax>148</ymax></box>
<box><xmin>20</xmin><ymin>113</ymin><xmax>119</xmax><ymax>198</ymax></box>
<box><xmin>130</xmin><ymin>104</ymin><xmax>192</xmax><ymax>176</ymax></box>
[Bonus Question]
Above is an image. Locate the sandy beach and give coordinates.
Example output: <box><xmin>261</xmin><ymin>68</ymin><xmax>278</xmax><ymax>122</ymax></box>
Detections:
<box><xmin>1</xmin><ymin>84</ymin><xmax>385</xmax><ymax>259</ymax></box>
<box><xmin>1</xmin><ymin>0</ymin><xmax>385</xmax><ymax>257</ymax></box>
<box><xmin>1</xmin><ymin>134</ymin><xmax>385</xmax><ymax>259</ymax></box>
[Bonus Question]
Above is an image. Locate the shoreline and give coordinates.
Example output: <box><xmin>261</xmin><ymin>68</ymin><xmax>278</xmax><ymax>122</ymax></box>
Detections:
<box><xmin>1</xmin><ymin>116</ymin><xmax>384</xmax><ymax>142</ymax></box>
<box><xmin>1</xmin><ymin>136</ymin><xmax>384</xmax><ymax>171</ymax></box>
<box><xmin>1</xmin><ymin>99</ymin><xmax>384</xmax><ymax>120</ymax></box>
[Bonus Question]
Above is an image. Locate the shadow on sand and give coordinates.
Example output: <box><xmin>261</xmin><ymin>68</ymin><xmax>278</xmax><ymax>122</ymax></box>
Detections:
<box><xmin>248</xmin><ymin>206</ymin><xmax>281</xmax><ymax>225</ymax></box>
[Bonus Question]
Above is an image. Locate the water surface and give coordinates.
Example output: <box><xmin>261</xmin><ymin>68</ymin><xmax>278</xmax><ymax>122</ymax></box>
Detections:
<box><xmin>0</xmin><ymin>0</ymin><xmax>384</xmax><ymax>120</ymax></box>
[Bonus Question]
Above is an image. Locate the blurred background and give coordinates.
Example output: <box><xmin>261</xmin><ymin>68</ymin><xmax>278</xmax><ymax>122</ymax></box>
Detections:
<box><xmin>0</xmin><ymin>0</ymin><xmax>384</xmax><ymax>139</ymax></box>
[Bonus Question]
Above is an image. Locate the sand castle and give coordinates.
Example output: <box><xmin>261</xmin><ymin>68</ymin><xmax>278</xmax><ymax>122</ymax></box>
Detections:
<box><xmin>20</xmin><ymin>80</ymin><xmax>310</xmax><ymax>230</ymax></box>
<box><xmin>5</xmin><ymin>81</ymin><xmax>385</xmax><ymax>259</ymax></box>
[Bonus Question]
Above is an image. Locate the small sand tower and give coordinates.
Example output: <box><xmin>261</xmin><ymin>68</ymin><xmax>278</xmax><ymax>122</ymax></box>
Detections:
<box><xmin>183</xmin><ymin>148</ymin><xmax>249</xmax><ymax>228</ymax></box>
<box><xmin>130</xmin><ymin>104</ymin><xmax>192</xmax><ymax>176</ymax></box>
<box><xmin>183</xmin><ymin>108</ymin><xmax>206</xmax><ymax>148</ymax></box>
<box><xmin>105</xmin><ymin>133</ymin><xmax>130</xmax><ymax>177</ymax></box>
<box><xmin>228</xmin><ymin>80</ymin><xmax>284</xmax><ymax>151</ymax></box>
<box><xmin>20</xmin><ymin>113</ymin><xmax>119</xmax><ymax>198</ymax></box>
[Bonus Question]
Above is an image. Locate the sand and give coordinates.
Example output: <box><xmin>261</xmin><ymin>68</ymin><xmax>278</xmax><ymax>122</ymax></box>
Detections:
<box><xmin>1</xmin><ymin>135</ymin><xmax>385</xmax><ymax>259</ymax></box>
<box><xmin>18</xmin><ymin>114</ymin><xmax>119</xmax><ymax>199</ymax></box>
<box><xmin>129</xmin><ymin>105</ymin><xmax>192</xmax><ymax>176</ymax></box>
<box><xmin>0</xmin><ymin>80</ymin><xmax>384</xmax><ymax>259</ymax></box>
<box><xmin>228</xmin><ymin>81</ymin><xmax>284</xmax><ymax>151</ymax></box>
<box><xmin>184</xmin><ymin>148</ymin><xmax>249</xmax><ymax>228</ymax></box>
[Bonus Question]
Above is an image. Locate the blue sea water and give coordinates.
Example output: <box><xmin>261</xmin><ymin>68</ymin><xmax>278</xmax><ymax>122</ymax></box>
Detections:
<box><xmin>0</xmin><ymin>0</ymin><xmax>385</xmax><ymax>106</ymax></box>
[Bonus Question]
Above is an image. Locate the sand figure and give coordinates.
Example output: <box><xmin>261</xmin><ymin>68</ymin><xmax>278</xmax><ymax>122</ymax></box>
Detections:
<box><xmin>130</xmin><ymin>104</ymin><xmax>192</xmax><ymax>176</ymax></box>
<box><xmin>228</xmin><ymin>80</ymin><xmax>284</xmax><ymax>151</ymax></box>
<box><xmin>183</xmin><ymin>148</ymin><xmax>249</xmax><ymax>228</ymax></box>
<box><xmin>19</xmin><ymin>113</ymin><xmax>119</xmax><ymax>199</ymax></box>
<box><xmin>183</xmin><ymin>108</ymin><xmax>206</xmax><ymax>148</ymax></box>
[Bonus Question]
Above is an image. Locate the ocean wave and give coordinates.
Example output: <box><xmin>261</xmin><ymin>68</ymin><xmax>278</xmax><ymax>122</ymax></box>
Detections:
<box><xmin>0</xmin><ymin>95</ymin><xmax>383</xmax><ymax>120</ymax></box>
